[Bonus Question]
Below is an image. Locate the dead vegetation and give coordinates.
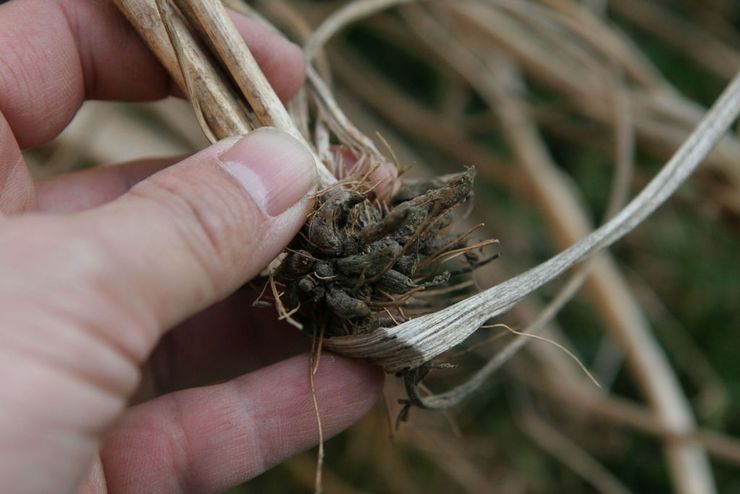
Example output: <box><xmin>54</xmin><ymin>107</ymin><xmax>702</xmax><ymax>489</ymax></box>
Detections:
<box><xmin>26</xmin><ymin>0</ymin><xmax>740</xmax><ymax>492</ymax></box>
<box><xmin>271</xmin><ymin>168</ymin><xmax>496</xmax><ymax>337</ymax></box>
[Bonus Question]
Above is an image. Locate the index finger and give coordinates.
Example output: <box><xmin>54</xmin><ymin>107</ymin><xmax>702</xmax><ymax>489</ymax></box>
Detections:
<box><xmin>102</xmin><ymin>354</ymin><xmax>383</xmax><ymax>493</ymax></box>
<box><xmin>0</xmin><ymin>0</ymin><xmax>304</xmax><ymax>148</ymax></box>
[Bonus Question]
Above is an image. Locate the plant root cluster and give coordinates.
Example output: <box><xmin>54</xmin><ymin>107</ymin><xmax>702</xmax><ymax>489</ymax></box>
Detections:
<box><xmin>270</xmin><ymin>168</ymin><xmax>498</xmax><ymax>338</ymax></box>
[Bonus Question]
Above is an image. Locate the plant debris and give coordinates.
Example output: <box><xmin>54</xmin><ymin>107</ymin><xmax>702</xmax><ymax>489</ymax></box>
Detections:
<box><xmin>266</xmin><ymin>167</ymin><xmax>499</xmax><ymax>337</ymax></box>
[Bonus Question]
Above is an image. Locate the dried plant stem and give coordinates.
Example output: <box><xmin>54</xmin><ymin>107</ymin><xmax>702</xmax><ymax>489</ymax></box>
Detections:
<box><xmin>113</xmin><ymin>0</ymin><xmax>253</xmax><ymax>139</ymax></box>
<box><xmin>516</xmin><ymin>408</ymin><xmax>632</xmax><ymax>494</ymax></box>
<box><xmin>115</xmin><ymin>0</ymin><xmax>337</xmax><ymax>185</ymax></box>
<box><xmin>176</xmin><ymin>0</ymin><xmax>337</xmax><ymax>186</ymax></box>
<box><xmin>537</xmin><ymin>0</ymin><xmax>665</xmax><ymax>88</ymax></box>
<box><xmin>309</xmin><ymin>331</ymin><xmax>325</xmax><ymax>494</ymax></box>
<box><xmin>523</xmin><ymin>370</ymin><xmax>740</xmax><ymax>468</ymax></box>
<box><xmin>331</xmin><ymin>49</ymin><xmax>520</xmax><ymax>192</ymax></box>
<box><xmin>355</xmin><ymin>1</ymin><xmax>740</xmax><ymax>216</ymax></box>
<box><xmin>381</xmin><ymin>10</ymin><xmax>718</xmax><ymax>490</ymax></box>
<box><xmin>177</xmin><ymin>1</ymin><xmax>293</xmax><ymax>133</ymax></box>
<box><xmin>486</xmin><ymin>63</ymin><xmax>715</xmax><ymax>494</ymax></box>
<box><xmin>450</xmin><ymin>2</ymin><xmax>740</xmax><ymax>193</ymax></box>
<box><xmin>610</xmin><ymin>0</ymin><xmax>740</xmax><ymax>80</ymax></box>
<box><xmin>303</xmin><ymin>0</ymin><xmax>415</xmax><ymax>62</ymax></box>
<box><xmin>324</xmin><ymin>69</ymin><xmax>740</xmax><ymax>366</ymax></box>
<box><xmin>418</xmin><ymin>266</ymin><xmax>594</xmax><ymax>411</ymax></box>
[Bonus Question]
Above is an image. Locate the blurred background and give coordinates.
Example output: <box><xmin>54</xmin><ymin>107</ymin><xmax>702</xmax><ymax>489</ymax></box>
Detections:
<box><xmin>23</xmin><ymin>0</ymin><xmax>740</xmax><ymax>492</ymax></box>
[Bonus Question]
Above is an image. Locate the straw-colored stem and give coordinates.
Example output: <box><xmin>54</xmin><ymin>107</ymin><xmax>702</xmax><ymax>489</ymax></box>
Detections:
<box><xmin>177</xmin><ymin>0</ymin><xmax>295</xmax><ymax>133</ymax></box>
<box><xmin>176</xmin><ymin>0</ymin><xmax>336</xmax><ymax>186</ymax></box>
<box><xmin>523</xmin><ymin>370</ymin><xmax>740</xmax><ymax>468</ymax></box>
<box><xmin>516</xmin><ymin>408</ymin><xmax>632</xmax><ymax>494</ymax></box>
<box><xmin>113</xmin><ymin>0</ymin><xmax>253</xmax><ymax>139</ymax></box>
<box><xmin>609</xmin><ymin>0</ymin><xmax>740</xmax><ymax>80</ymax></box>
<box><xmin>377</xmin><ymin>9</ymin><xmax>719</xmax><ymax>490</ymax></box>
<box><xmin>115</xmin><ymin>0</ymin><xmax>337</xmax><ymax>186</ymax></box>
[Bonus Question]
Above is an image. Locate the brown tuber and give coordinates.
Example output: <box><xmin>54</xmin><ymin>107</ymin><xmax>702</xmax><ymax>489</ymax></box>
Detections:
<box><xmin>270</xmin><ymin>168</ymin><xmax>498</xmax><ymax>338</ymax></box>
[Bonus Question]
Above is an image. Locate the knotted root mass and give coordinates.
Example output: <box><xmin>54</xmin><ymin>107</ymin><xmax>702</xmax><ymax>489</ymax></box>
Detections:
<box><xmin>268</xmin><ymin>168</ymin><xmax>498</xmax><ymax>338</ymax></box>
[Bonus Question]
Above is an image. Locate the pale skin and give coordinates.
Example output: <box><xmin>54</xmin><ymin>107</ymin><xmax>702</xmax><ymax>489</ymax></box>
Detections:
<box><xmin>0</xmin><ymin>1</ymin><xmax>384</xmax><ymax>493</ymax></box>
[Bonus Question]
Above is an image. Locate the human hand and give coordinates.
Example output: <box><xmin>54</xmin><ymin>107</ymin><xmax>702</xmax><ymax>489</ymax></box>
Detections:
<box><xmin>0</xmin><ymin>1</ymin><xmax>383</xmax><ymax>493</ymax></box>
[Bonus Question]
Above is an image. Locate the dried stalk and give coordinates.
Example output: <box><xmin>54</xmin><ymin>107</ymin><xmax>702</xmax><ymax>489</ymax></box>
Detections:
<box><xmin>450</xmin><ymin>2</ymin><xmax>740</xmax><ymax>195</ymax></box>
<box><xmin>483</xmin><ymin>61</ymin><xmax>715</xmax><ymax>494</ymax></box>
<box><xmin>330</xmin><ymin>49</ymin><xmax>520</xmax><ymax>191</ymax></box>
<box><xmin>113</xmin><ymin>0</ymin><xmax>253</xmax><ymax>138</ymax></box>
<box><xmin>516</xmin><ymin>408</ymin><xmax>633</xmax><ymax>494</ymax></box>
<box><xmin>176</xmin><ymin>1</ymin><xmax>295</xmax><ymax>134</ymax></box>
<box><xmin>397</xmin><ymin>10</ymin><xmax>715</xmax><ymax>492</ymax></box>
<box><xmin>303</xmin><ymin>0</ymin><xmax>415</xmax><ymax>62</ymax></box>
<box><xmin>118</xmin><ymin>2</ymin><xmax>740</xmax><ymax>448</ymax></box>
<box><xmin>323</xmin><ymin>71</ymin><xmax>740</xmax><ymax>369</ymax></box>
<box><xmin>609</xmin><ymin>0</ymin><xmax>740</xmax><ymax>80</ymax></box>
<box><xmin>522</xmin><ymin>369</ymin><xmax>740</xmax><ymax>468</ymax></box>
<box><xmin>348</xmin><ymin>1</ymin><xmax>740</xmax><ymax>217</ymax></box>
<box><xmin>114</xmin><ymin>0</ymin><xmax>337</xmax><ymax>186</ymax></box>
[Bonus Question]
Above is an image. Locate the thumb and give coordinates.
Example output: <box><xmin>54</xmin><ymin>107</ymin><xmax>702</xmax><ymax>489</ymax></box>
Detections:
<box><xmin>0</xmin><ymin>128</ymin><xmax>317</xmax><ymax>494</ymax></box>
<box><xmin>73</xmin><ymin>127</ymin><xmax>317</xmax><ymax>356</ymax></box>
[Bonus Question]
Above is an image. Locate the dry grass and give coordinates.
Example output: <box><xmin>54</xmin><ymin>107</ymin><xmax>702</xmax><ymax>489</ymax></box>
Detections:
<box><xmin>27</xmin><ymin>1</ymin><xmax>740</xmax><ymax>492</ymax></box>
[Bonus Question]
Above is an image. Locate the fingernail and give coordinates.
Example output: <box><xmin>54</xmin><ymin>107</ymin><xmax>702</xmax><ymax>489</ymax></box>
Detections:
<box><xmin>218</xmin><ymin>128</ymin><xmax>316</xmax><ymax>216</ymax></box>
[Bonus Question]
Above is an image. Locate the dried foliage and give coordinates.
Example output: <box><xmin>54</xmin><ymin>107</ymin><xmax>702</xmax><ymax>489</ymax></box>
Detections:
<box><xmin>272</xmin><ymin>169</ymin><xmax>497</xmax><ymax>338</ymax></box>
<box><xmin>28</xmin><ymin>0</ymin><xmax>740</xmax><ymax>493</ymax></box>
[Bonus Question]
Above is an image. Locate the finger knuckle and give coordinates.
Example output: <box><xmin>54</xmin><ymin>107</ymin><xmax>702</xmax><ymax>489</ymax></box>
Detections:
<box><xmin>129</xmin><ymin>173</ymin><xmax>258</xmax><ymax>289</ymax></box>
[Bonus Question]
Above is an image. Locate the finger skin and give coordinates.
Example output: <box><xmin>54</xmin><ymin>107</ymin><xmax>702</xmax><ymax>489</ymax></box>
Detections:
<box><xmin>101</xmin><ymin>354</ymin><xmax>383</xmax><ymax>494</ymax></box>
<box><xmin>0</xmin><ymin>113</ymin><xmax>34</xmax><ymax>213</ymax></box>
<box><xmin>36</xmin><ymin>157</ymin><xmax>177</xmax><ymax>213</ymax></box>
<box><xmin>146</xmin><ymin>290</ymin><xmax>312</xmax><ymax>395</ymax></box>
<box><xmin>79</xmin><ymin>131</ymin><xmax>316</xmax><ymax>339</ymax></box>
<box><xmin>0</xmin><ymin>130</ymin><xmax>316</xmax><ymax>493</ymax></box>
<box><xmin>0</xmin><ymin>0</ymin><xmax>305</xmax><ymax>148</ymax></box>
<box><xmin>0</xmin><ymin>0</ymin><xmax>305</xmax><ymax>214</ymax></box>
<box><xmin>0</xmin><ymin>132</ymin><xmax>316</xmax><ymax>382</ymax></box>
<box><xmin>0</xmin><ymin>3</ymin><xmax>389</xmax><ymax>494</ymax></box>
<box><xmin>37</xmin><ymin>161</ymin><xmax>318</xmax><ymax>395</ymax></box>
